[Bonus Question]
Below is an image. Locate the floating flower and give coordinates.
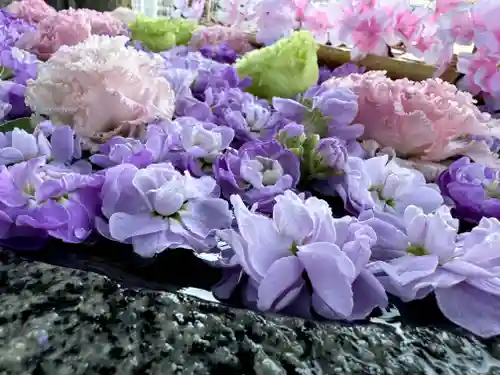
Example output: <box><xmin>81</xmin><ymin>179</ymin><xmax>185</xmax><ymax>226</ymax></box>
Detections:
<box><xmin>16</xmin><ymin>11</ymin><xmax>92</xmax><ymax>61</ymax></box>
<box><xmin>323</xmin><ymin>71</ymin><xmax>500</xmax><ymax>166</ymax></box>
<box><xmin>0</xmin><ymin>156</ymin><xmax>103</xmax><ymax>244</ymax></box>
<box><xmin>213</xmin><ymin>140</ymin><xmax>300</xmax><ymax>213</ymax></box>
<box><xmin>362</xmin><ymin>205</ymin><xmax>500</xmax><ymax>338</ymax></box>
<box><xmin>217</xmin><ymin>191</ymin><xmax>388</xmax><ymax>320</ymax></box>
<box><xmin>336</xmin><ymin>155</ymin><xmax>443</xmax><ymax>216</ymax></box>
<box><xmin>189</xmin><ymin>25</ymin><xmax>253</xmax><ymax>54</ymax></box>
<box><xmin>96</xmin><ymin>162</ymin><xmax>232</xmax><ymax>257</ymax></box>
<box><xmin>273</xmin><ymin>85</ymin><xmax>363</xmax><ymax>149</ymax></box>
<box><xmin>90</xmin><ymin>136</ymin><xmax>153</xmax><ymax>169</ymax></box>
<box><xmin>25</xmin><ymin>35</ymin><xmax>175</xmax><ymax>144</ymax></box>
<box><xmin>437</xmin><ymin>157</ymin><xmax>500</xmax><ymax>223</ymax></box>
<box><xmin>235</xmin><ymin>30</ymin><xmax>319</xmax><ymax>99</ymax></box>
<box><xmin>7</xmin><ymin>0</ymin><xmax>56</xmax><ymax>24</ymax></box>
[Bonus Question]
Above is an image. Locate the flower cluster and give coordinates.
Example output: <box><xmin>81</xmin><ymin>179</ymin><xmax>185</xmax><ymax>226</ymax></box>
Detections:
<box><xmin>1</xmin><ymin>0</ymin><xmax>500</xmax><ymax>339</ymax></box>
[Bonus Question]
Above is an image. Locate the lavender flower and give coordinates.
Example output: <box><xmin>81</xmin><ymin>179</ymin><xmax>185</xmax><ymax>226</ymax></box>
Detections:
<box><xmin>0</xmin><ymin>125</ymin><xmax>91</xmax><ymax>173</ymax></box>
<box><xmin>0</xmin><ymin>47</ymin><xmax>38</xmax><ymax>84</ymax></box>
<box><xmin>96</xmin><ymin>162</ymin><xmax>233</xmax><ymax>257</ymax></box>
<box><xmin>191</xmin><ymin>66</ymin><xmax>252</xmax><ymax>98</ymax></box>
<box><xmin>317</xmin><ymin>63</ymin><xmax>366</xmax><ymax>85</ymax></box>
<box><xmin>213</xmin><ymin>140</ymin><xmax>300</xmax><ymax>213</ymax></box>
<box><xmin>272</xmin><ymin>85</ymin><xmax>364</xmax><ymax>154</ymax></box>
<box><xmin>437</xmin><ymin>157</ymin><xmax>500</xmax><ymax>223</ymax></box>
<box><xmin>90</xmin><ymin>136</ymin><xmax>153</xmax><ymax>169</ymax></box>
<box><xmin>223</xmin><ymin>96</ymin><xmax>284</xmax><ymax>146</ymax></box>
<box><xmin>217</xmin><ymin>191</ymin><xmax>388</xmax><ymax>320</ymax></box>
<box><xmin>361</xmin><ymin>205</ymin><xmax>500</xmax><ymax>338</ymax></box>
<box><xmin>142</xmin><ymin>117</ymin><xmax>234</xmax><ymax>176</ymax></box>
<box><xmin>336</xmin><ymin>155</ymin><xmax>443</xmax><ymax>216</ymax></box>
<box><xmin>0</xmin><ymin>79</ymin><xmax>30</xmax><ymax>120</ymax></box>
<box><xmin>200</xmin><ymin>43</ymin><xmax>238</xmax><ymax>64</ymax></box>
<box><xmin>0</xmin><ymin>157</ymin><xmax>104</xmax><ymax>243</ymax></box>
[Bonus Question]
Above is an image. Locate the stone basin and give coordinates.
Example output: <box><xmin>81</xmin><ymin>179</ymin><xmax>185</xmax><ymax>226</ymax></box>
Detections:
<box><xmin>0</xmin><ymin>243</ymin><xmax>499</xmax><ymax>374</ymax></box>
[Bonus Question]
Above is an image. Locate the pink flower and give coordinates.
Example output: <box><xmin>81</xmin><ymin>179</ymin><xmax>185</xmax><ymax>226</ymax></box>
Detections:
<box><xmin>323</xmin><ymin>71</ymin><xmax>500</xmax><ymax>166</ymax></box>
<box><xmin>472</xmin><ymin>0</ymin><xmax>500</xmax><ymax>55</ymax></box>
<box><xmin>301</xmin><ymin>5</ymin><xmax>334</xmax><ymax>44</ymax></box>
<box><xmin>7</xmin><ymin>0</ymin><xmax>56</xmax><ymax>24</ymax></box>
<box><xmin>59</xmin><ymin>8</ymin><xmax>127</xmax><ymax>37</ymax></box>
<box><xmin>189</xmin><ymin>25</ymin><xmax>253</xmax><ymax>54</ymax></box>
<box><xmin>457</xmin><ymin>51</ymin><xmax>500</xmax><ymax>96</ymax></box>
<box><xmin>16</xmin><ymin>11</ymin><xmax>91</xmax><ymax>61</ymax></box>
<box><xmin>25</xmin><ymin>35</ymin><xmax>175</xmax><ymax>145</ymax></box>
<box><xmin>338</xmin><ymin>7</ymin><xmax>393</xmax><ymax>59</ymax></box>
<box><xmin>434</xmin><ymin>0</ymin><xmax>467</xmax><ymax>17</ymax></box>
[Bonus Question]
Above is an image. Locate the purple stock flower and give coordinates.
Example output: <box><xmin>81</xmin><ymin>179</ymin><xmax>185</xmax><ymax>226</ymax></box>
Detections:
<box><xmin>0</xmin><ymin>47</ymin><xmax>38</xmax><ymax>84</ymax></box>
<box><xmin>0</xmin><ymin>79</ymin><xmax>30</xmax><ymax>119</ymax></box>
<box><xmin>222</xmin><ymin>96</ymin><xmax>285</xmax><ymax>146</ymax></box>
<box><xmin>0</xmin><ymin>125</ymin><xmax>92</xmax><ymax>173</ymax></box>
<box><xmin>437</xmin><ymin>157</ymin><xmax>500</xmax><ymax>223</ymax></box>
<box><xmin>90</xmin><ymin>136</ymin><xmax>154</xmax><ymax>169</ymax></box>
<box><xmin>200</xmin><ymin>43</ymin><xmax>238</xmax><ymax>64</ymax></box>
<box><xmin>0</xmin><ymin>157</ymin><xmax>104</xmax><ymax>243</ymax></box>
<box><xmin>191</xmin><ymin>66</ymin><xmax>252</xmax><ymax>98</ymax></box>
<box><xmin>142</xmin><ymin>117</ymin><xmax>234</xmax><ymax>176</ymax></box>
<box><xmin>213</xmin><ymin>140</ymin><xmax>300</xmax><ymax>213</ymax></box>
<box><xmin>217</xmin><ymin>191</ymin><xmax>388</xmax><ymax>320</ymax></box>
<box><xmin>317</xmin><ymin>63</ymin><xmax>366</xmax><ymax>85</ymax></box>
<box><xmin>334</xmin><ymin>155</ymin><xmax>443</xmax><ymax>216</ymax></box>
<box><xmin>272</xmin><ymin>85</ymin><xmax>364</xmax><ymax>154</ymax></box>
<box><xmin>96</xmin><ymin>162</ymin><xmax>233</xmax><ymax>257</ymax></box>
<box><xmin>361</xmin><ymin>205</ymin><xmax>500</xmax><ymax>338</ymax></box>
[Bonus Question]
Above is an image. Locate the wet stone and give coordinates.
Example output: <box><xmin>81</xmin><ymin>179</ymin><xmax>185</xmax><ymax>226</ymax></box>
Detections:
<box><xmin>0</xmin><ymin>249</ymin><xmax>499</xmax><ymax>375</ymax></box>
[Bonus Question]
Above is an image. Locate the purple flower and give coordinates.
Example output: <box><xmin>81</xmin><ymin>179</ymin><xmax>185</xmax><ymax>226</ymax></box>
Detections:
<box><xmin>90</xmin><ymin>136</ymin><xmax>154</xmax><ymax>169</ymax></box>
<box><xmin>143</xmin><ymin>117</ymin><xmax>234</xmax><ymax>176</ymax></box>
<box><xmin>437</xmin><ymin>157</ymin><xmax>500</xmax><ymax>223</ymax></box>
<box><xmin>317</xmin><ymin>63</ymin><xmax>366</xmax><ymax>85</ymax></box>
<box><xmin>222</xmin><ymin>96</ymin><xmax>284</xmax><ymax>146</ymax></box>
<box><xmin>334</xmin><ymin>155</ymin><xmax>443</xmax><ymax>216</ymax></box>
<box><xmin>0</xmin><ymin>125</ymin><xmax>91</xmax><ymax>173</ymax></box>
<box><xmin>0</xmin><ymin>79</ymin><xmax>30</xmax><ymax>119</ymax></box>
<box><xmin>361</xmin><ymin>205</ymin><xmax>500</xmax><ymax>338</ymax></box>
<box><xmin>0</xmin><ymin>157</ymin><xmax>104</xmax><ymax>243</ymax></box>
<box><xmin>217</xmin><ymin>191</ymin><xmax>388</xmax><ymax>320</ymax></box>
<box><xmin>213</xmin><ymin>140</ymin><xmax>300</xmax><ymax>213</ymax></box>
<box><xmin>96</xmin><ymin>162</ymin><xmax>233</xmax><ymax>257</ymax></box>
<box><xmin>0</xmin><ymin>47</ymin><xmax>38</xmax><ymax>84</ymax></box>
<box><xmin>272</xmin><ymin>85</ymin><xmax>364</xmax><ymax>153</ymax></box>
<box><xmin>191</xmin><ymin>66</ymin><xmax>252</xmax><ymax>98</ymax></box>
<box><xmin>200</xmin><ymin>43</ymin><xmax>238</xmax><ymax>64</ymax></box>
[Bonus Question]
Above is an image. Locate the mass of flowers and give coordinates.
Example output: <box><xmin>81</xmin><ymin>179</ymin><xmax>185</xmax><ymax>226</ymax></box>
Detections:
<box><xmin>1</xmin><ymin>0</ymin><xmax>500</xmax><ymax>339</ymax></box>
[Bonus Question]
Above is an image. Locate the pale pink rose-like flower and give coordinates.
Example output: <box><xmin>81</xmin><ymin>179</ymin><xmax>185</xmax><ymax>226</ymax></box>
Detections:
<box><xmin>59</xmin><ymin>8</ymin><xmax>128</xmax><ymax>37</ymax></box>
<box><xmin>25</xmin><ymin>35</ymin><xmax>175</xmax><ymax>145</ymax></box>
<box><xmin>16</xmin><ymin>11</ymin><xmax>91</xmax><ymax>61</ymax></box>
<box><xmin>323</xmin><ymin>71</ymin><xmax>500</xmax><ymax>167</ymax></box>
<box><xmin>189</xmin><ymin>25</ymin><xmax>253</xmax><ymax>54</ymax></box>
<box><xmin>7</xmin><ymin>0</ymin><xmax>56</xmax><ymax>24</ymax></box>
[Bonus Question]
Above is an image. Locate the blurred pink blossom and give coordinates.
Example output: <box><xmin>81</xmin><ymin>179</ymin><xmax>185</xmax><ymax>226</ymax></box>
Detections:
<box><xmin>457</xmin><ymin>51</ymin><xmax>500</xmax><ymax>97</ymax></box>
<box><xmin>189</xmin><ymin>25</ymin><xmax>253</xmax><ymax>53</ymax></box>
<box><xmin>7</xmin><ymin>0</ymin><xmax>56</xmax><ymax>24</ymax></box>
<box><xmin>323</xmin><ymin>71</ymin><xmax>500</xmax><ymax>166</ymax></box>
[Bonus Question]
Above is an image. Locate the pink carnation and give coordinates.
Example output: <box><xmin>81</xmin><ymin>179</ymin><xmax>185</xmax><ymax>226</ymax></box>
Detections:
<box><xmin>16</xmin><ymin>11</ymin><xmax>91</xmax><ymax>61</ymax></box>
<box><xmin>189</xmin><ymin>25</ymin><xmax>253</xmax><ymax>54</ymax></box>
<box><xmin>25</xmin><ymin>35</ymin><xmax>175</xmax><ymax>144</ymax></box>
<box><xmin>59</xmin><ymin>8</ymin><xmax>127</xmax><ymax>37</ymax></box>
<box><xmin>323</xmin><ymin>71</ymin><xmax>500</xmax><ymax>166</ymax></box>
<box><xmin>7</xmin><ymin>0</ymin><xmax>56</xmax><ymax>24</ymax></box>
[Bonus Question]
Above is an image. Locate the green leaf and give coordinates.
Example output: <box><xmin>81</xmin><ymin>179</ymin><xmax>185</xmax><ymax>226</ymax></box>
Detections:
<box><xmin>0</xmin><ymin>117</ymin><xmax>34</xmax><ymax>133</ymax></box>
<box><xmin>0</xmin><ymin>66</ymin><xmax>14</xmax><ymax>81</ymax></box>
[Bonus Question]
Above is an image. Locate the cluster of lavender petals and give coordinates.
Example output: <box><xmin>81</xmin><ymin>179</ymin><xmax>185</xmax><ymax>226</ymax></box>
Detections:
<box><xmin>1</xmin><ymin>20</ymin><xmax>500</xmax><ymax>339</ymax></box>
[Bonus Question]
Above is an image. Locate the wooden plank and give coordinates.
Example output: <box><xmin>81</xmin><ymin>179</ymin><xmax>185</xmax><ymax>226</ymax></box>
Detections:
<box><xmin>244</xmin><ymin>33</ymin><xmax>460</xmax><ymax>83</ymax></box>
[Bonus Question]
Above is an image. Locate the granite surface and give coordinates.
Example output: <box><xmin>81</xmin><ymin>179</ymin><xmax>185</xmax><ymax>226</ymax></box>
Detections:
<box><xmin>0</xmin><ymin>248</ymin><xmax>499</xmax><ymax>375</ymax></box>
